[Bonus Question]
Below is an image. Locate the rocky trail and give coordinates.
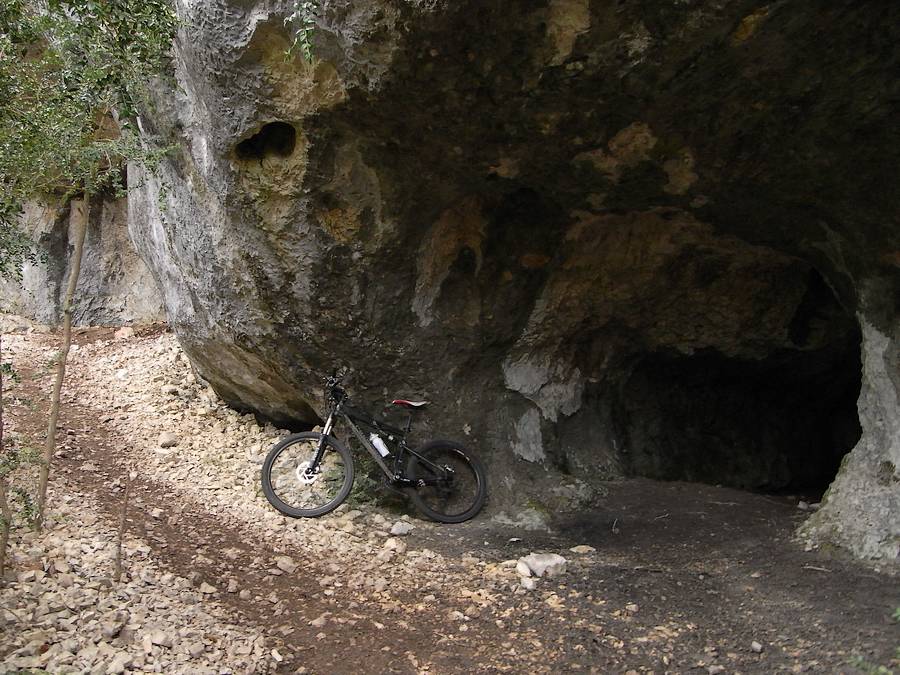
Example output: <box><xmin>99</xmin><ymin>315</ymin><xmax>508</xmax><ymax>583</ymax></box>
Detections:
<box><xmin>1</xmin><ymin>322</ymin><xmax>898</xmax><ymax>674</ymax></box>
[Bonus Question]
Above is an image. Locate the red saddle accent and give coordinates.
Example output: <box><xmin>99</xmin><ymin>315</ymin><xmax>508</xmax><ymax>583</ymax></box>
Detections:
<box><xmin>391</xmin><ymin>399</ymin><xmax>429</xmax><ymax>409</ymax></box>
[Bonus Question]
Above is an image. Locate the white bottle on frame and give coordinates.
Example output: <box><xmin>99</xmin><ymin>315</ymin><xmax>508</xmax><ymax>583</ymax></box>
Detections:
<box><xmin>369</xmin><ymin>433</ymin><xmax>389</xmax><ymax>457</ymax></box>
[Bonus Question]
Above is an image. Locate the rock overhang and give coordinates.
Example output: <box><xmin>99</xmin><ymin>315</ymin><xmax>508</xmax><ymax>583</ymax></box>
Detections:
<box><xmin>130</xmin><ymin>0</ymin><xmax>900</xmax><ymax>562</ymax></box>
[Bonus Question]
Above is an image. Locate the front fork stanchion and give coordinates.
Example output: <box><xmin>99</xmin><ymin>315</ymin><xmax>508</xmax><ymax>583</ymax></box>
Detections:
<box><xmin>309</xmin><ymin>412</ymin><xmax>335</xmax><ymax>471</ymax></box>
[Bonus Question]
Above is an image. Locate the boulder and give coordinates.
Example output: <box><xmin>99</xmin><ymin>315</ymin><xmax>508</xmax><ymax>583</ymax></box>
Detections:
<box><xmin>130</xmin><ymin>0</ymin><xmax>900</xmax><ymax>563</ymax></box>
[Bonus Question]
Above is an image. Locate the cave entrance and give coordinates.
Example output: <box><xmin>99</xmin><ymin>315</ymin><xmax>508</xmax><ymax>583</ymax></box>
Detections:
<box><xmin>234</xmin><ymin>121</ymin><xmax>296</xmax><ymax>161</ymax></box>
<box><xmin>616</xmin><ymin>274</ymin><xmax>862</xmax><ymax>495</ymax></box>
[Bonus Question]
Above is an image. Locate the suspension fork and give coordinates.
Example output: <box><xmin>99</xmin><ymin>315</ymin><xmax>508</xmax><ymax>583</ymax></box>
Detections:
<box><xmin>310</xmin><ymin>409</ymin><xmax>337</xmax><ymax>470</ymax></box>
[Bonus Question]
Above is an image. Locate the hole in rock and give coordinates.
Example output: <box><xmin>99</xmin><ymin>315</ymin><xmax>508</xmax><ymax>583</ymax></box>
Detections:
<box><xmin>615</xmin><ymin>274</ymin><xmax>862</xmax><ymax>495</ymax></box>
<box><xmin>235</xmin><ymin>122</ymin><xmax>296</xmax><ymax>161</ymax></box>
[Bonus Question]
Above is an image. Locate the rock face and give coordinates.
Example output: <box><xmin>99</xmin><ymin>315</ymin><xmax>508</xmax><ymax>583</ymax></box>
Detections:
<box><xmin>131</xmin><ymin>1</ymin><xmax>900</xmax><ymax>562</ymax></box>
<box><xmin>0</xmin><ymin>196</ymin><xmax>164</xmax><ymax>326</ymax></box>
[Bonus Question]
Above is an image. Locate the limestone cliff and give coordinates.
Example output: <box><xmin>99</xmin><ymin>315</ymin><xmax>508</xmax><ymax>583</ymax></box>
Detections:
<box><xmin>1</xmin><ymin>196</ymin><xmax>164</xmax><ymax>326</ymax></box>
<box><xmin>130</xmin><ymin>0</ymin><xmax>900</xmax><ymax>562</ymax></box>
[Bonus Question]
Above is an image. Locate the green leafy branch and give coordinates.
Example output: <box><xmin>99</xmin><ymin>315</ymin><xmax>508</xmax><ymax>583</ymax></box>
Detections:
<box><xmin>285</xmin><ymin>0</ymin><xmax>319</xmax><ymax>62</ymax></box>
<box><xmin>0</xmin><ymin>0</ymin><xmax>178</xmax><ymax>280</ymax></box>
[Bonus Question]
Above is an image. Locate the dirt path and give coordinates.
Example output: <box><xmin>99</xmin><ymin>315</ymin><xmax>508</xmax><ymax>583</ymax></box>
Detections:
<box><xmin>3</xmin><ymin>325</ymin><xmax>899</xmax><ymax>674</ymax></box>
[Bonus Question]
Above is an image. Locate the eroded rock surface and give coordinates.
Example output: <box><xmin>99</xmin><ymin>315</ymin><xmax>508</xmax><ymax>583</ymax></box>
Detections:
<box><xmin>130</xmin><ymin>1</ymin><xmax>900</xmax><ymax>561</ymax></box>
<box><xmin>0</xmin><ymin>197</ymin><xmax>163</xmax><ymax>326</ymax></box>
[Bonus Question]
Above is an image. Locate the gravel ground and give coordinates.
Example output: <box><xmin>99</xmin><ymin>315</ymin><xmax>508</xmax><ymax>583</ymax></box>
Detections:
<box><xmin>2</xmin><ymin>318</ymin><xmax>898</xmax><ymax>674</ymax></box>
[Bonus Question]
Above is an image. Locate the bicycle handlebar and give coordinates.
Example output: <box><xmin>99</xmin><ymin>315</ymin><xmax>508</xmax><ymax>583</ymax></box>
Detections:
<box><xmin>324</xmin><ymin>368</ymin><xmax>348</xmax><ymax>403</ymax></box>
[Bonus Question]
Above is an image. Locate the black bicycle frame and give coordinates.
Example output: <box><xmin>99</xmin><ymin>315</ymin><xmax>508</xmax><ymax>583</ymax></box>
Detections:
<box><xmin>313</xmin><ymin>393</ymin><xmax>447</xmax><ymax>488</ymax></box>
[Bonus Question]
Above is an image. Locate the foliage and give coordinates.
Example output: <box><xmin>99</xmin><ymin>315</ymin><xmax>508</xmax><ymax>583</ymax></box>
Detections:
<box><xmin>0</xmin><ymin>362</ymin><xmax>18</xmax><ymax>383</ymax></box>
<box><xmin>0</xmin><ymin>0</ymin><xmax>178</xmax><ymax>278</ymax></box>
<box><xmin>0</xmin><ymin>440</ymin><xmax>41</xmax><ymax>479</ymax></box>
<box><xmin>285</xmin><ymin>0</ymin><xmax>318</xmax><ymax>62</ymax></box>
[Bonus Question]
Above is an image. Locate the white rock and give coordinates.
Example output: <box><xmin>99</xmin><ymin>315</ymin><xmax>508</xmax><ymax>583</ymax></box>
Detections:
<box><xmin>569</xmin><ymin>545</ymin><xmax>596</xmax><ymax>554</ymax></box>
<box><xmin>383</xmin><ymin>538</ymin><xmax>407</xmax><ymax>554</ymax></box>
<box><xmin>520</xmin><ymin>553</ymin><xmax>567</xmax><ymax>578</ymax></box>
<box><xmin>106</xmin><ymin>651</ymin><xmax>133</xmax><ymax>674</ymax></box>
<box><xmin>751</xmin><ymin>640</ymin><xmax>763</xmax><ymax>653</ymax></box>
<box><xmin>101</xmin><ymin>611</ymin><xmax>129</xmax><ymax>639</ymax></box>
<box><xmin>114</xmin><ymin>327</ymin><xmax>134</xmax><ymax>340</ymax></box>
<box><xmin>520</xmin><ymin>577</ymin><xmax>537</xmax><ymax>591</ymax></box>
<box><xmin>274</xmin><ymin>556</ymin><xmax>297</xmax><ymax>574</ymax></box>
<box><xmin>390</xmin><ymin>521</ymin><xmax>414</xmax><ymax>536</ymax></box>
<box><xmin>158</xmin><ymin>432</ymin><xmax>179</xmax><ymax>448</ymax></box>
<box><xmin>148</xmin><ymin>629</ymin><xmax>174</xmax><ymax>648</ymax></box>
<box><xmin>515</xmin><ymin>560</ymin><xmax>532</xmax><ymax>578</ymax></box>
<box><xmin>198</xmin><ymin>582</ymin><xmax>217</xmax><ymax>594</ymax></box>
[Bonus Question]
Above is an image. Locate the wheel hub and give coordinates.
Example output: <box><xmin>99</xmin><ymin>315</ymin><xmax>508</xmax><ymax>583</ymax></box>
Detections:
<box><xmin>296</xmin><ymin>461</ymin><xmax>319</xmax><ymax>485</ymax></box>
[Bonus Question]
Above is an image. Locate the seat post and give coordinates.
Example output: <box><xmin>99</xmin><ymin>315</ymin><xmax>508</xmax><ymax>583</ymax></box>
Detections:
<box><xmin>404</xmin><ymin>412</ymin><xmax>413</xmax><ymax>435</ymax></box>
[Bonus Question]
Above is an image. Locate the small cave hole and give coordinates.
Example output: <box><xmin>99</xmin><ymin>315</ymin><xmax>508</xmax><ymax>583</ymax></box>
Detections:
<box><xmin>614</xmin><ymin>273</ymin><xmax>862</xmax><ymax>497</ymax></box>
<box><xmin>235</xmin><ymin>122</ymin><xmax>296</xmax><ymax>161</ymax></box>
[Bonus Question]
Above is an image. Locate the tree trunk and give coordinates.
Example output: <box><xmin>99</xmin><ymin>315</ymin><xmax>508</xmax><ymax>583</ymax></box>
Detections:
<box><xmin>114</xmin><ymin>471</ymin><xmax>133</xmax><ymax>582</ymax></box>
<box><xmin>36</xmin><ymin>197</ymin><xmax>89</xmax><ymax>528</ymax></box>
<box><xmin>0</xmin><ymin>332</ymin><xmax>9</xmax><ymax>579</ymax></box>
<box><xmin>0</xmin><ymin>480</ymin><xmax>9</xmax><ymax>581</ymax></box>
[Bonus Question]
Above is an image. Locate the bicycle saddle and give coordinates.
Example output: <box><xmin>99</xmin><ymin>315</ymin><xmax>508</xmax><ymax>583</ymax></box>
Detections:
<box><xmin>391</xmin><ymin>399</ymin><xmax>429</xmax><ymax>409</ymax></box>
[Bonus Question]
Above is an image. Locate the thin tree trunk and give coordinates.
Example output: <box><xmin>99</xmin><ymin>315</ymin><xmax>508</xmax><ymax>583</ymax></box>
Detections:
<box><xmin>114</xmin><ymin>471</ymin><xmax>133</xmax><ymax>582</ymax></box>
<box><xmin>0</xmin><ymin>481</ymin><xmax>9</xmax><ymax>581</ymax></box>
<box><xmin>0</xmin><ymin>332</ymin><xmax>10</xmax><ymax>579</ymax></box>
<box><xmin>36</xmin><ymin>198</ymin><xmax>89</xmax><ymax>529</ymax></box>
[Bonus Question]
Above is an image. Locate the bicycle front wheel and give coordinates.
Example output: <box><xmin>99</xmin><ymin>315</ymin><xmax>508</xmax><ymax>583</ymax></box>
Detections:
<box><xmin>407</xmin><ymin>440</ymin><xmax>487</xmax><ymax>523</ymax></box>
<box><xmin>261</xmin><ymin>432</ymin><xmax>354</xmax><ymax>518</ymax></box>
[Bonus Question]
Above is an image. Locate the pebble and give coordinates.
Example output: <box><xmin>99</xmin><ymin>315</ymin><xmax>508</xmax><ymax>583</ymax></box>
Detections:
<box><xmin>148</xmin><ymin>629</ymin><xmax>174</xmax><ymax>648</ymax></box>
<box><xmin>158</xmin><ymin>432</ymin><xmax>179</xmax><ymax>448</ymax></box>
<box><xmin>106</xmin><ymin>651</ymin><xmax>132</xmax><ymax>674</ymax></box>
<box><xmin>751</xmin><ymin>640</ymin><xmax>763</xmax><ymax>653</ymax></box>
<box><xmin>384</xmin><ymin>537</ymin><xmax>408</xmax><ymax>554</ymax></box>
<box><xmin>569</xmin><ymin>545</ymin><xmax>595</xmax><ymax>554</ymax></box>
<box><xmin>390</xmin><ymin>521</ymin><xmax>414</xmax><ymax>536</ymax></box>
<box><xmin>519</xmin><ymin>553</ymin><xmax>567</xmax><ymax>578</ymax></box>
<box><xmin>275</xmin><ymin>555</ymin><xmax>298</xmax><ymax>573</ymax></box>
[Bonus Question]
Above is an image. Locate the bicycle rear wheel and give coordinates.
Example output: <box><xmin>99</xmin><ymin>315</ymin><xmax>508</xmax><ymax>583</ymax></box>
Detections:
<box><xmin>406</xmin><ymin>440</ymin><xmax>487</xmax><ymax>523</ymax></box>
<box><xmin>261</xmin><ymin>432</ymin><xmax>354</xmax><ymax>518</ymax></box>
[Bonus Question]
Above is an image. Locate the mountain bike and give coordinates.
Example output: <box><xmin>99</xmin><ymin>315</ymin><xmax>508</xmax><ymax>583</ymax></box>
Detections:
<box><xmin>260</xmin><ymin>371</ymin><xmax>487</xmax><ymax>523</ymax></box>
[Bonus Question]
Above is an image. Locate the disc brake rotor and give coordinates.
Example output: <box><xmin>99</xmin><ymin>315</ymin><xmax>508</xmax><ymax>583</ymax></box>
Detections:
<box><xmin>296</xmin><ymin>460</ymin><xmax>319</xmax><ymax>485</ymax></box>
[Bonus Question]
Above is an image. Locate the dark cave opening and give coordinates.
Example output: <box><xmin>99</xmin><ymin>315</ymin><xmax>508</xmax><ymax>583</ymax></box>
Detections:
<box><xmin>234</xmin><ymin>121</ymin><xmax>296</xmax><ymax>161</ymax></box>
<box><xmin>615</xmin><ymin>275</ymin><xmax>863</xmax><ymax>494</ymax></box>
